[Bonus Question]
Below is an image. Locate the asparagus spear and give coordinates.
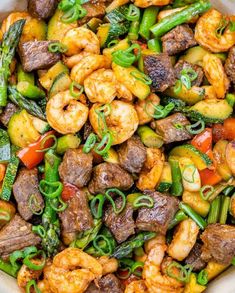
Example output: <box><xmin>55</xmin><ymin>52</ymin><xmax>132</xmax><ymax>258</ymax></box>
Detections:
<box><xmin>8</xmin><ymin>86</ymin><xmax>46</xmax><ymax>120</ymax></box>
<box><xmin>0</xmin><ymin>19</ymin><xmax>25</xmax><ymax>107</ymax></box>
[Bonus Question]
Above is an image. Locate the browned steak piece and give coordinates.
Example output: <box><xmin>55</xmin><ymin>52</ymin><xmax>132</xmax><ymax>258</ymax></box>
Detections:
<box><xmin>143</xmin><ymin>53</ymin><xmax>175</xmax><ymax>92</ymax></box>
<box><xmin>174</xmin><ymin>60</ymin><xmax>204</xmax><ymax>87</ymax></box>
<box><xmin>59</xmin><ymin>149</ymin><xmax>93</xmax><ymax>188</ymax></box>
<box><xmin>85</xmin><ymin>274</ymin><xmax>124</xmax><ymax>293</ymax></box>
<box><xmin>200</xmin><ymin>224</ymin><xmax>235</xmax><ymax>265</ymax></box>
<box><xmin>225</xmin><ymin>46</ymin><xmax>235</xmax><ymax>85</ymax></box>
<box><xmin>161</xmin><ymin>24</ymin><xmax>197</xmax><ymax>56</ymax></box>
<box><xmin>77</xmin><ymin>2</ymin><xmax>106</xmax><ymax>26</ymax></box>
<box><xmin>28</xmin><ymin>0</ymin><xmax>58</xmax><ymax>19</ymax></box>
<box><xmin>59</xmin><ymin>187</ymin><xmax>93</xmax><ymax>245</ymax></box>
<box><xmin>185</xmin><ymin>243</ymin><xmax>206</xmax><ymax>271</ymax></box>
<box><xmin>88</xmin><ymin>162</ymin><xmax>134</xmax><ymax>194</ymax></box>
<box><xmin>117</xmin><ymin>135</ymin><xmax>146</xmax><ymax>173</ymax></box>
<box><xmin>104</xmin><ymin>198</ymin><xmax>135</xmax><ymax>243</ymax></box>
<box><xmin>136</xmin><ymin>191</ymin><xmax>179</xmax><ymax>234</ymax></box>
<box><xmin>0</xmin><ymin>103</ymin><xmax>18</xmax><ymax>127</ymax></box>
<box><xmin>13</xmin><ymin>168</ymin><xmax>44</xmax><ymax>221</ymax></box>
<box><xmin>19</xmin><ymin>41</ymin><xmax>61</xmax><ymax>72</ymax></box>
<box><xmin>151</xmin><ymin>113</ymin><xmax>192</xmax><ymax>144</ymax></box>
<box><xmin>0</xmin><ymin>214</ymin><xmax>41</xmax><ymax>259</ymax></box>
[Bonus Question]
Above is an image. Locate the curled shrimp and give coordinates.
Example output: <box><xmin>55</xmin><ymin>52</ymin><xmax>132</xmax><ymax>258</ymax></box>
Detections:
<box><xmin>167</xmin><ymin>219</ymin><xmax>199</xmax><ymax>261</ymax></box>
<box><xmin>40</xmin><ymin>248</ymin><xmax>102</xmax><ymax>293</ymax></box>
<box><xmin>63</xmin><ymin>52</ymin><xmax>91</xmax><ymax>69</ymax></box>
<box><xmin>133</xmin><ymin>0</ymin><xmax>171</xmax><ymax>8</ymax></box>
<box><xmin>135</xmin><ymin>93</ymin><xmax>160</xmax><ymax>125</ymax></box>
<box><xmin>71</xmin><ymin>54</ymin><xmax>111</xmax><ymax>85</ymax></box>
<box><xmin>125</xmin><ymin>280</ymin><xmax>148</xmax><ymax>293</ymax></box>
<box><xmin>143</xmin><ymin>243</ymin><xmax>184</xmax><ymax>293</ymax></box>
<box><xmin>195</xmin><ymin>9</ymin><xmax>235</xmax><ymax>53</ymax></box>
<box><xmin>84</xmin><ymin>69</ymin><xmax>133</xmax><ymax>104</ymax></box>
<box><xmin>89</xmin><ymin>100</ymin><xmax>139</xmax><ymax>145</ymax></box>
<box><xmin>46</xmin><ymin>90</ymin><xmax>89</xmax><ymax>134</ymax></box>
<box><xmin>17</xmin><ymin>261</ymin><xmax>42</xmax><ymax>289</ymax></box>
<box><xmin>62</xmin><ymin>27</ymin><xmax>100</xmax><ymax>56</ymax></box>
<box><xmin>203</xmin><ymin>54</ymin><xmax>230</xmax><ymax>99</ymax></box>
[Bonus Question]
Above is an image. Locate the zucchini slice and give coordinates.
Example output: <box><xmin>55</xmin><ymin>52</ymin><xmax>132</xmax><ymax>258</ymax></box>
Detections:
<box><xmin>105</xmin><ymin>5</ymin><xmax>128</xmax><ymax>23</ymax></box>
<box><xmin>49</xmin><ymin>72</ymin><xmax>72</xmax><ymax>98</ymax></box>
<box><xmin>157</xmin><ymin>163</ymin><xmax>172</xmax><ymax>192</ymax></box>
<box><xmin>56</xmin><ymin>134</ymin><xmax>81</xmax><ymax>154</ymax></box>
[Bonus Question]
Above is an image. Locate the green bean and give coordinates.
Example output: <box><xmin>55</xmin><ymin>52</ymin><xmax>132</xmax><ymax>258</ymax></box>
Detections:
<box><xmin>150</xmin><ymin>1</ymin><xmax>211</xmax><ymax>38</ymax></box>
<box><xmin>169</xmin><ymin>157</ymin><xmax>183</xmax><ymax>197</ymax></box>
<box><xmin>180</xmin><ymin>202</ymin><xmax>207</xmax><ymax>229</ymax></box>
<box><xmin>139</xmin><ymin>6</ymin><xmax>159</xmax><ymax>40</ymax></box>
<box><xmin>219</xmin><ymin>196</ymin><xmax>230</xmax><ymax>224</ymax></box>
<box><xmin>207</xmin><ymin>196</ymin><xmax>221</xmax><ymax>224</ymax></box>
<box><xmin>128</xmin><ymin>20</ymin><xmax>140</xmax><ymax>40</ymax></box>
<box><xmin>147</xmin><ymin>38</ymin><xmax>161</xmax><ymax>53</ymax></box>
<box><xmin>168</xmin><ymin>210</ymin><xmax>188</xmax><ymax>230</ymax></box>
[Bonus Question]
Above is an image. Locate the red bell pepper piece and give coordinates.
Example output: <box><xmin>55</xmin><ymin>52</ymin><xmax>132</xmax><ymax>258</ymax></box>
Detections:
<box><xmin>61</xmin><ymin>183</ymin><xmax>78</xmax><ymax>201</ymax></box>
<box><xmin>199</xmin><ymin>168</ymin><xmax>222</xmax><ymax>186</ymax></box>
<box><xmin>17</xmin><ymin>131</ymin><xmax>55</xmax><ymax>169</ymax></box>
<box><xmin>191</xmin><ymin>128</ymin><xmax>214</xmax><ymax>161</ymax></box>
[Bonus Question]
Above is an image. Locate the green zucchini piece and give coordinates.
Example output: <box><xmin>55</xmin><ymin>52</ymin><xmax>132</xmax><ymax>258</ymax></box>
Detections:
<box><xmin>86</xmin><ymin>18</ymin><xmax>103</xmax><ymax>32</ymax></box>
<box><xmin>49</xmin><ymin>72</ymin><xmax>71</xmax><ymax>98</ymax></box>
<box><xmin>32</xmin><ymin>117</ymin><xmax>50</xmax><ymax>134</ymax></box>
<box><xmin>105</xmin><ymin>5</ymin><xmax>128</xmax><ymax>23</ymax></box>
<box><xmin>188</xmin><ymin>99</ymin><xmax>233</xmax><ymax>123</ymax></box>
<box><xmin>17</xmin><ymin>81</ymin><xmax>45</xmax><ymax>99</ymax></box>
<box><xmin>56</xmin><ymin>134</ymin><xmax>81</xmax><ymax>155</ymax></box>
<box><xmin>170</xmin><ymin>144</ymin><xmax>212</xmax><ymax>170</ymax></box>
<box><xmin>180</xmin><ymin>46</ymin><xmax>209</xmax><ymax>66</ymax></box>
<box><xmin>161</xmin><ymin>96</ymin><xmax>187</xmax><ymax>112</ymax></box>
<box><xmin>17</xmin><ymin>64</ymin><xmax>34</xmax><ymax>84</ymax></box>
<box><xmin>0</xmin><ymin>129</ymin><xmax>11</xmax><ymax>163</ymax></box>
<box><xmin>157</xmin><ymin>163</ymin><xmax>172</xmax><ymax>193</ymax></box>
<box><xmin>0</xmin><ymin>147</ymin><xmax>19</xmax><ymax>201</ymax></box>
<box><xmin>137</xmin><ymin>126</ymin><xmax>164</xmax><ymax>148</ymax></box>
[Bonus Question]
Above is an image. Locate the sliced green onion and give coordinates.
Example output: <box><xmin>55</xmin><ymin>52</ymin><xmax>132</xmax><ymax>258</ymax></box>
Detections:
<box><xmin>131</xmin><ymin>261</ymin><xmax>144</xmax><ymax>277</ymax></box>
<box><xmin>174</xmin><ymin>80</ymin><xmax>182</xmax><ymax>94</ymax></box>
<box><xmin>215</xmin><ymin>17</ymin><xmax>229</xmax><ymax>38</ymax></box>
<box><xmin>58</xmin><ymin>0</ymin><xmax>76</xmax><ymax>11</ymax></box>
<box><xmin>105</xmin><ymin>188</ymin><xmax>126</xmax><ymax>214</ymax></box>
<box><xmin>69</xmin><ymin>81</ymin><xmax>84</xmax><ymax>98</ymax></box>
<box><xmin>49</xmin><ymin>197</ymin><xmax>68</xmax><ymax>212</ymax></box>
<box><xmin>207</xmin><ymin>196</ymin><xmax>221</xmax><ymax>224</ymax></box>
<box><xmin>130</xmin><ymin>71</ymin><xmax>152</xmax><ymax>85</ymax></box>
<box><xmin>200</xmin><ymin>185</ymin><xmax>214</xmax><ymax>201</ymax></box>
<box><xmin>181</xmin><ymin>74</ymin><xmax>191</xmax><ymax>90</ymax></box>
<box><xmin>9</xmin><ymin>250</ymin><xmax>24</xmax><ymax>270</ymax></box>
<box><xmin>39</xmin><ymin>180</ymin><xmax>63</xmax><ymax>199</ymax></box>
<box><xmin>36</xmin><ymin>134</ymin><xmax>57</xmax><ymax>153</ymax></box>
<box><xmin>23</xmin><ymin>250</ymin><xmax>46</xmax><ymax>271</ymax></box>
<box><xmin>112</xmin><ymin>44</ymin><xmax>141</xmax><ymax>68</ymax></box>
<box><xmin>48</xmin><ymin>42</ymin><xmax>68</xmax><ymax>53</ymax></box>
<box><xmin>32</xmin><ymin>225</ymin><xmax>46</xmax><ymax>238</ymax></box>
<box><xmin>181</xmin><ymin>68</ymin><xmax>198</xmax><ymax>82</ymax></box>
<box><xmin>61</xmin><ymin>4</ymin><xmax>87</xmax><ymax>23</ymax></box>
<box><xmin>186</xmin><ymin>120</ymin><xmax>205</xmax><ymax>135</ymax></box>
<box><xmin>174</xmin><ymin>123</ymin><xmax>184</xmax><ymax>130</ymax></box>
<box><xmin>107</xmin><ymin>39</ymin><xmax>119</xmax><ymax>48</ymax></box>
<box><xmin>182</xmin><ymin>164</ymin><xmax>197</xmax><ymax>183</ymax></box>
<box><xmin>166</xmin><ymin>261</ymin><xmax>192</xmax><ymax>283</ymax></box>
<box><xmin>23</xmin><ymin>246</ymin><xmax>38</xmax><ymax>257</ymax></box>
<box><xmin>90</xmin><ymin>194</ymin><xmax>106</xmax><ymax>219</ymax></box>
<box><xmin>0</xmin><ymin>208</ymin><xmax>11</xmax><ymax>221</ymax></box>
<box><xmin>146</xmin><ymin>102</ymin><xmax>175</xmax><ymax>119</ymax></box>
<box><xmin>125</xmin><ymin>4</ymin><xmax>140</xmax><ymax>21</ymax></box>
<box><xmin>197</xmin><ymin>269</ymin><xmax>208</xmax><ymax>286</ymax></box>
<box><xmin>26</xmin><ymin>280</ymin><xmax>41</xmax><ymax>293</ymax></box>
<box><xmin>93</xmin><ymin>235</ymin><xmax>113</xmax><ymax>256</ymax></box>
<box><xmin>133</xmin><ymin>195</ymin><xmax>154</xmax><ymax>208</ymax></box>
<box><xmin>28</xmin><ymin>194</ymin><xmax>44</xmax><ymax>215</ymax></box>
<box><xmin>147</xmin><ymin>38</ymin><xmax>161</xmax><ymax>53</ymax></box>
<box><xmin>116</xmin><ymin>267</ymin><xmax>132</xmax><ymax>279</ymax></box>
<box><xmin>219</xmin><ymin>195</ymin><xmax>230</xmax><ymax>224</ymax></box>
<box><xmin>38</xmin><ymin>165</ymin><xmax>45</xmax><ymax>173</ymax></box>
<box><xmin>180</xmin><ymin>202</ymin><xmax>207</xmax><ymax>229</ymax></box>
<box><xmin>83</xmin><ymin>133</ymin><xmax>97</xmax><ymax>154</ymax></box>
<box><xmin>94</xmin><ymin>132</ymin><xmax>113</xmax><ymax>156</ymax></box>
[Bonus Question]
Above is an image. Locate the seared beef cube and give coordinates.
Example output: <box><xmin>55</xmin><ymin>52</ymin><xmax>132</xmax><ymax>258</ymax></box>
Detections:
<box><xmin>144</xmin><ymin>53</ymin><xmax>175</xmax><ymax>92</ymax></box>
<box><xmin>83</xmin><ymin>121</ymin><xmax>93</xmax><ymax>141</ymax></box>
<box><xmin>88</xmin><ymin>162</ymin><xmax>134</xmax><ymax>194</ymax></box>
<box><xmin>19</xmin><ymin>41</ymin><xmax>61</xmax><ymax>72</ymax></box>
<box><xmin>104</xmin><ymin>198</ymin><xmax>135</xmax><ymax>243</ymax></box>
<box><xmin>201</xmin><ymin>224</ymin><xmax>235</xmax><ymax>265</ymax></box>
<box><xmin>185</xmin><ymin>243</ymin><xmax>206</xmax><ymax>271</ymax></box>
<box><xmin>59</xmin><ymin>187</ymin><xmax>93</xmax><ymax>245</ymax></box>
<box><xmin>59</xmin><ymin>149</ymin><xmax>93</xmax><ymax>188</ymax></box>
<box><xmin>174</xmin><ymin>60</ymin><xmax>204</xmax><ymax>87</ymax></box>
<box><xmin>225</xmin><ymin>46</ymin><xmax>235</xmax><ymax>85</ymax></box>
<box><xmin>0</xmin><ymin>103</ymin><xmax>18</xmax><ymax>127</ymax></box>
<box><xmin>161</xmin><ymin>25</ymin><xmax>197</xmax><ymax>56</ymax></box>
<box><xmin>28</xmin><ymin>0</ymin><xmax>58</xmax><ymax>19</ymax></box>
<box><xmin>152</xmin><ymin>113</ymin><xmax>192</xmax><ymax>144</ymax></box>
<box><xmin>77</xmin><ymin>2</ymin><xmax>106</xmax><ymax>26</ymax></box>
<box><xmin>118</xmin><ymin>136</ymin><xmax>146</xmax><ymax>173</ymax></box>
<box><xmin>136</xmin><ymin>191</ymin><xmax>179</xmax><ymax>234</ymax></box>
<box><xmin>0</xmin><ymin>214</ymin><xmax>41</xmax><ymax>259</ymax></box>
<box><xmin>86</xmin><ymin>274</ymin><xmax>124</xmax><ymax>293</ymax></box>
<box><xmin>13</xmin><ymin>168</ymin><xmax>44</xmax><ymax>221</ymax></box>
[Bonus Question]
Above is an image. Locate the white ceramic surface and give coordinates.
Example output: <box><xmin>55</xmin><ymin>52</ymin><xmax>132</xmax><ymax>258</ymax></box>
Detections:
<box><xmin>0</xmin><ymin>0</ymin><xmax>235</xmax><ymax>292</ymax></box>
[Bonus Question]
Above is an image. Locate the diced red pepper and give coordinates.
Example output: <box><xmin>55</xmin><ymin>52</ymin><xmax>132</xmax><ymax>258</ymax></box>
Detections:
<box><xmin>61</xmin><ymin>183</ymin><xmax>78</xmax><ymax>201</ymax></box>
<box><xmin>199</xmin><ymin>168</ymin><xmax>222</xmax><ymax>186</ymax></box>
<box><xmin>191</xmin><ymin>128</ymin><xmax>212</xmax><ymax>153</ymax></box>
<box><xmin>17</xmin><ymin>131</ymin><xmax>55</xmax><ymax>169</ymax></box>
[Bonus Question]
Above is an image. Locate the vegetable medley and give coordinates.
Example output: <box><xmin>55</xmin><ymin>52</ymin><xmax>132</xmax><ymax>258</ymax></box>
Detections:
<box><xmin>0</xmin><ymin>0</ymin><xmax>235</xmax><ymax>292</ymax></box>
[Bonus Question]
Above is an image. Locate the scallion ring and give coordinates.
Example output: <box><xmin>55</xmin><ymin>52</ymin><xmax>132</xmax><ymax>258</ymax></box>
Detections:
<box><xmin>173</xmin><ymin>80</ymin><xmax>182</xmax><ymax>94</ymax></box>
<box><xmin>9</xmin><ymin>250</ymin><xmax>24</xmax><ymax>270</ymax></box>
<box><xmin>93</xmin><ymin>235</ymin><xmax>113</xmax><ymax>256</ymax></box>
<box><xmin>105</xmin><ymin>188</ymin><xmax>126</xmax><ymax>214</ymax></box>
<box><xmin>94</xmin><ymin>132</ymin><xmax>113</xmax><ymax>156</ymax></box>
<box><xmin>90</xmin><ymin>194</ymin><xmax>106</xmax><ymax>219</ymax></box>
<box><xmin>32</xmin><ymin>225</ymin><xmax>46</xmax><ymax>238</ymax></box>
<box><xmin>174</xmin><ymin>123</ymin><xmax>184</xmax><ymax>130</ymax></box>
<box><xmin>49</xmin><ymin>197</ymin><xmax>68</xmax><ymax>212</ymax></box>
<box><xmin>48</xmin><ymin>42</ymin><xmax>68</xmax><ymax>53</ymax></box>
<box><xmin>83</xmin><ymin>133</ymin><xmax>97</xmax><ymax>154</ymax></box>
<box><xmin>133</xmin><ymin>195</ymin><xmax>154</xmax><ymax>208</ymax></box>
<box><xmin>36</xmin><ymin>134</ymin><xmax>57</xmax><ymax>153</ymax></box>
<box><xmin>58</xmin><ymin>0</ymin><xmax>76</xmax><ymax>11</ymax></box>
<box><xmin>116</xmin><ymin>267</ymin><xmax>132</xmax><ymax>279</ymax></box>
<box><xmin>107</xmin><ymin>39</ymin><xmax>119</xmax><ymax>48</ymax></box>
<box><xmin>39</xmin><ymin>180</ymin><xmax>63</xmax><ymax>199</ymax></box>
<box><xmin>166</xmin><ymin>261</ymin><xmax>192</xmax><ymax>283</ymax></box>
<box><xmin>23</xmin><ymin>250</ymin><xmax>46</xmax><ymax>271</ymax></box>
<box><xmin>28</xmin><ymin>194</ymin><xmax>44</xmax><ymax>215</ymax></box>
<box><xmin>186</xmin><ymin>120</ymin><xmax>205</xmax><ymax>135</ymax></box>
<box><xmin>200</xmin><ymin>185</ymin><xmax>214</xmax><ymax>201</ymax></box>
<box><xmin>181</xmin><ymin>68</ymin><xmax>198</xmax><ymax>82</ymax></box>
<box><xmin>61</xmin><ymin>4</ymin><xmax>87</xmax><ymax>23</ymax></box>
<box><xmin>23</xmin><ymin>246</ymin><xmax>38</xmax><ymax>257</ymax></box>
<box><xmin>0</xmin><ymin>208</ymin><xmax>11</xmax><ymax>221</ymax></box>
<box><xmin>26</xmin><ymin>280</ymin><xmax>41</xmax><ymax>293</ymax></box>
<box><xmin>125</xmin><ymin>4</ymin><xmax>140</xmax><ymax>21</ymax></box>
<box><xmin>215</xmin><ymin>17</ymin><xmax>229</xmax><ymax>38</ymax></box>
<box><xmin>130</xmin><ymin>71</ymin><xmax>152</xmax><ymax>85</ymax></box>
<box><xmin>182</xmin><ymin>164</ymin><xmax>197</xmax><ymax>184</ymax></box>
<box><xmin>197</xmin><ymin>269</ymin><xmax>208</xmax><ymax>286</ymax></box>
<box><xmin>180</xmin><ymin>74</ymin><xmax>191</xmax><ymax>89</ymax></box>
<box><xmin>131</xmin><ymin>261</ymin><xmax>144</xmax><ymax>277</ymax></box>
<box><xmin>69</xmin><ymin>81</ymin><xmax>84</xmax><ymax>98</ymax></box>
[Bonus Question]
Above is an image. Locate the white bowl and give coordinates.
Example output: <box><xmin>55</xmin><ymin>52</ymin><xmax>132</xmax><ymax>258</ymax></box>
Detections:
<box><xmin>0</xmin><ymin>0</ymin><xmax>235</xmax><ymax>292</ymax></box>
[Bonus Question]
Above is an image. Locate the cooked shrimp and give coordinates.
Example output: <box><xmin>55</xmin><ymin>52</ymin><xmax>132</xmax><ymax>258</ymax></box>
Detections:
<box><xmin>167</xmin><ymin>219</ymin><xmax>199</xmax><ymax>261</ymax></box>
<box><xmin>143</xmin><ymin>243</ymin><xmax>184</xmax><ymax>293</ymax></box>
<box><xmin>62</xmin><ymin>27</ymin><xmax>100</xmax><ymax>56</ymax></box>
<box><xmin>89</xmin><ymin>100</ymin><xmax>139</xmax><ymax>145</ymax></box>
<box><xmin>41</xmin><ymin>248</ymin><xmax>102</xmax><ymax>293</ymax></box>
<box><xmin>46</xmin><ymin>90</ymin><xmax>89</xmax><ymax>134</ymax></box>
<box><xmin>145</xmin><ymin>234</ymin><xmax>166</xmax><ymax>254</ymax></box>
<box><xmin>17</xmin><ymin>261</ymin><xmax>42</xmax><ymax>289</ymax></box>
<box><xmin>38</xmin><ymin>279</ymin><xmax>53</xmax><ymax>293</ymax></box>
<box><xmin>133</xmin><ymin>0</ymin><xmax>171</xmax><ymax>8</ymax></box>
<box><xmin>202</xmin><ymin>54</ymin><xmax>230</xmax><ymax>99</ymax></box>
<box><xmin>63</xmin><ymin>52</ymin><xmax>91</xmax><ymax>69</ymax></box>
<box><xmin>195</xmin><ymin>9</ymin><xmax>235</xmax><ymax>53</ymax></box>
<box><xmin>71</xmin><ymin>54</ymin><xmax>111</xmax><ymax>85</ymax></box>
<box><xmin>98</xmin><ymin>256</ymin><xmax>118</xmax><ymax>275</ymax></box>
<box><xmin>135</xmin><ymin>93</ymin><xmax>160</xmax><ymax>125</ymax></box>
<box><xmin>125</xmin><ymin>280</ymin><xmax>148</xmax><ymax>293</ymax></box>
<box><xmin>116</xmin><ymin>83</ymin><xmax>133</xmax><ymax>101</ymax></box>
<box><xmin>179</xmin><ymin>157</ymin><xmax>201</xmax><ymax>192</ymax></box>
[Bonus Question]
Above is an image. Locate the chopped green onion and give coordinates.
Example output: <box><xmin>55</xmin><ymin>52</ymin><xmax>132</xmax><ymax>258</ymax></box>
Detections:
<box><xmin>207</xmin><ymin>196</ymin><xmax>221</xmax><ymax>224</ymax></box>
<box><xmin>200</xmin><ymin>185</ymin><xmax>214</xmax><ymax>201</ymax></box>
<box><xmin>9</xmin><ymin>250</ymin><xmax>24</xmax><ymax>271</ymax></box>
<box><xmin>131</xmin><ymin>261</ymin><xmax>144</xmax><ymax>277</ymax></box>
<box><xmin>28</xmin><ymin>194</ymin><xmax>44</xmax><ymax>215</ymax></box>
<box><xmin>61</xmin><ymin>4</ymin><xmax>87</xmax><ymax>23</ymax></box>
<box><xmin>93</xmin><ymin>235</ymin><xmax>113</xmax><ymax>256</ymax></box>
<box><xmin>197</xmin><ymin>269</ymin><xmax>208</xmax><ymax>286</ymax></box>
<box><xmin>112</xmin><ymin>44</ymin><xmax>141</xmax><ymax>68</ymax></box>
<box><xmin>83</xmin><ymin>133</ymin><xmax>97</xmax><ymax>154</ymax></box>
<box><xmin>166</xmin><ymin>261</ymin><xmax>192</xmax><ymax>283</ymax></box>
<box><xmin>215</xmin><ymin>17</ymin><xmax>229</xmax><ymax>38</ymax></box>
<box><xmin>130</xmin><ymin>71</ymin><xmax>152</xmax><ymax>85</ymax></box>
<box><xmin>26</xmin><ymin>280</ymin><xmax>41</xmax><ymax>293</ymax></box>
<box><xmin>69</xmin><ymin>81</ymin><xmax>84</xmax><ymax>98</ymax></box>
<box><xmin>125</xmin><ymin>4</ymin><xmax>140</xmax><ymax>21</ymax></box>
<box><xmin>180</xmin><ymin>74</ymin><xmax>191</xmax><ymax>89</ymax></box>
<box><xmin>38</xmin><ymin>165</ymin><xmax>45</xmax><ymax>173</ymax></box>
<box><xmin>186</xmin><ymin>120</ymin><xmax>205</xmax><ymax>135</ymax></box>
<box><xmin>107</xmin><ymin>39</ymin><xmax>119</xmax><ymax>48</ymax></box>
<box><xmin>147</xmin><ymin>38</ymin><xmax>161</xmax><ymax>53</ymax></box>
<box><xmin>48</xmin><ymin>42</ymin><xmax>68</xmax><ymax>53</ymax></box>
<box><xmin>58</xmin><ymin>0</ymin><xmax>76</xmax><ymax>11</ymax></box>
<box><xmin>116</xmin><ymin>267</ymin><xmax>132</xmax><ymax>279</ymax></box>
<box><xmin>105</xmin><ymin>188</ymin><xmax>126</xmax><ymax>214</ymax></box>
<box><xmin>49</xmin><ymin>197</ymin><xmax>68</xmax><ymax>212</ymax></box>
<box><xmin>23</xmin><ymin>250</ymin><xmax>46</xmax><ymax>271</ymax></box>
<box><xmin>23</xmin><ymin>246</ymin><xmax>38</xmax><ymax>257</ymax></box>
<box><xmin>174</xmin><ymin>80</ymin><xmax>182</xmax><ymax>94</ymax></box>
<box><xmin>182</xmin><ymin>164</ymin><xmax>197</xmax><ymax>183</ymax></box>
<box><xmin>133</xmin><ymin>195</ymin><xmax>154</xmax><ymax>208</ymax></box>
<box><xmin>90</xmin><ymin>194</ymin><xmax>106</xmax><ymax>219</ymax></box>
<box><xmin>145</xmin><ymin>101</ymin><xmax>174</xmax><ymax>119</ymax></box>
<box><xmin>180</xmin><ymin>202</ymin><xmax>207</xmax><ymax>229</ymax></box>
<box><xmin>0</xmin><ymin>208</ymin><xmax>11</xmax><ymax>221</ymax></box>
<box><xmin>174</xmin><ymin>123</ymin><xmax>184</xmax><ymax>130</ymax></box>
<box><xmin>94</xmin><ymin>131</ymin><xmax>113</xmax><ymax>156</ymax></box>
<box><xmin>39</xmin><ymin>180</ymin><xmax>63</xmax><ymax>199</ymax></box>
<box><xmin>36</xmin><ymin>135</ymin><xmax>57</xmax><ymax>153</ymax></box>
<box><xmin>219</xmin><ymin>195</ymin><xmax>230</xmax><ymax>224</ymax></box>
<box><xmin>128</xmin><ymin>20</ymin><xmax>140</xmax><ymax>41</ymax></box>
<box><xmin>181</xmin><ymin>68</ymin><xmax>198</xmax><ymax>82</ymax></box>
<box><xmin>32</xmin><ymin>225</ymin><xmax>46</xmax><ymax>238</ymax></box>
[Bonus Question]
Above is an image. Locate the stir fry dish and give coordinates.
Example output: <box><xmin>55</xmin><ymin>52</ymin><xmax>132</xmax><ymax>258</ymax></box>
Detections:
<box><xmin>0</xmin><ymin>0</ymin><xmax>235</xmax><ymax>292</ymax></box>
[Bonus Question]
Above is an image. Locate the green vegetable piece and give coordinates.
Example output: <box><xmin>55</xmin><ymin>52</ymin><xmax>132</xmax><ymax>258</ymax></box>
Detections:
<box><xmin>128</xmin><ymin>20</ymin><xmax>140</xmax><ymax>40</ymax></box>
<box><xmin>17</xmin><ymin>64</ymin><xmax>35</xmax><ymax>84</ymax></box>
<box><xmin>0</xmin><ymin>129</ymin><xmax>11</xmax><ymax>163</ymax></box>
<box><xmin>139</xmin><ymin>6</ymin><xmax>159</xmax><ymax>40</ymax></box>
<box><xmin>207</xmin><ymin>196</ymin><xmax>221</xmax><ymax>224</ymax></box>
<box><xmin>219</xmin><ymin>195</ymin><xmax>230</xmax><ymax>224</ymax></box>
<box><xmin>147</xmin><ymin>38</ymin><xmax>161</xmax><ymax>53</ymax></box>
<box><xmin>56</xmin><ymin>134</ymin><xmax>81</xmax><ymax>155</ymax></box>
<box><xmin>180</xmin><ymin>202</ymin><xmax>207</xmax><ymax>229</ymax></box>
<box><xmin>169</xmin><ymin>157</ymin><xmax>183</xmax><ymax>197</ymax></box>
<box><xmin>0</xmin><ymin>258</ymin><xmax>19</xmax><ymax>277</ymax></box>
<box><xmin>137</xmin><ymin>125</ymin><xmax>164</xmax><ymax>148</ymax></box>
<box><xmin>168</xmin><ymin>210</ymin><xmax>188</xmax><ymax>230</ymax></box>
<box><xmin>226</xmin><ymin>93</ymin><xmax>235</xmax><ymax>108</ymax></box>
<box><xmin>17</xmin><ymin>81</ymin><xmax>46</xmax><ymax>99</ymax></box>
